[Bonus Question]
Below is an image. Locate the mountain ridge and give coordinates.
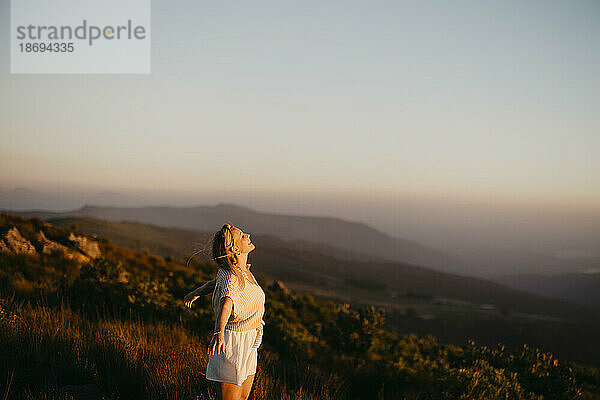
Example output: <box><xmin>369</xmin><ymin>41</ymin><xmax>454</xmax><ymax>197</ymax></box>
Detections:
<box><xmin>492</xmin><ymin>272</ymin><xmax>600</xmax><ymax>308</ymax></box>
<box><xmin>9</xmin><ymin>203</ymin><xmax>475</xmax><ymax>276</ymax></box>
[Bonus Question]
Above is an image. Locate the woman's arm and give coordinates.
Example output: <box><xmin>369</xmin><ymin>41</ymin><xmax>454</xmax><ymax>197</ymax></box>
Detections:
<box><xmin>208</xmin><ymin>296</ymin><xmax>233</xmax><ymax>355</ymax></box>
<box><xmin>183</xmin><ymin>278</ymin><xmax>217</xmax><ymax>308</ymax></box>
<box><xmin>197</xmin><ymin>278</ymin><xmax>217</xmax><ymax>296</ymax></box>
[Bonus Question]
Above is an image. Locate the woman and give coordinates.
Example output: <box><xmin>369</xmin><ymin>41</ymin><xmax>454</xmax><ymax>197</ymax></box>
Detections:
<box><xmin>184</xmin><ymin>224</ymin><xmax>266</xmax><ymax>400</ymax></box>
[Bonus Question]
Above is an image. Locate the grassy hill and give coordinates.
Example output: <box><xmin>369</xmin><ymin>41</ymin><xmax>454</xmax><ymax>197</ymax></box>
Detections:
<box><xmin>1</xmin><ymin>213</ymin><xmax>599</xmax><ymax>399</ymax></box>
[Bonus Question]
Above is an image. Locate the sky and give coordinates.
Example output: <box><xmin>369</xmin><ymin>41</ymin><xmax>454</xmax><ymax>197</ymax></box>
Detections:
<box><xmin>0</xmin><ymin>0</ymin><xmax>599</xmax><ymax>271</ymax></box>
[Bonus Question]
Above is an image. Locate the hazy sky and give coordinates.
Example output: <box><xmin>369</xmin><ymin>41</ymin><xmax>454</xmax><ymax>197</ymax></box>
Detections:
<box><xmin>1</xmin><ymin>1</ymin><xmax>599</xmax><ymax>266</ymax></box>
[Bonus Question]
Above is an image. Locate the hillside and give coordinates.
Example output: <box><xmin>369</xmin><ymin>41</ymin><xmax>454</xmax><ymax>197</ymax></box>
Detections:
<box><xmin>44</xmin><ymin>216</ymin><xmax>600</xmax><ymax>368</ymax></box>
<box><xmin>1</xmin><ymin>212</ymin><xmax>599</xmax><ymax>400</ymax></box>
<box><xmin>492</xmin><ymin>272</ymin><xmax>600</xmax><ymax>308</ymax></box>
<box><xmin>11</xmin><ymin>203</ymin><xmax>477</xmax><ymax>276</ymax></box>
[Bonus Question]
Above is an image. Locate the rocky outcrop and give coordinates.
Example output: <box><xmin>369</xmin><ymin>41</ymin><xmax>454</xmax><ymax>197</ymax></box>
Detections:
<box><xmin>0</xmin><ymin>227</ymin><xmax>37</xmax><ymax>256</ymax></box>
<box><xmin>0</xmin><ymin>226</ymin><xmax>101</xmax><ymax>264</ymax></box>
<box><xmin>69</xmin><ymin>233</ymin><xmax>101</xmax><ymax>259</ymax></box>
<box><xmin>268</xmin><ymin>280</ymin><xmax>299</xmax><ymax>300</ymax></box>
<box><xmin>35</xmin><ymin>231</ymin><xmax>91</xmax><ymax>264</ymax></box>
<box><xmin>269</xmin><ymin>280</ymin><xmax>291</xmax><ymax>295</ymax></box>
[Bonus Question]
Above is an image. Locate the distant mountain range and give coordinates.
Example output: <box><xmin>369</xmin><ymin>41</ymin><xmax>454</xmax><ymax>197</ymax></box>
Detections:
<box><xmin>11</xmin><ymin>203</ymin><xmax>475</xmax><ymax>276</ymax></box>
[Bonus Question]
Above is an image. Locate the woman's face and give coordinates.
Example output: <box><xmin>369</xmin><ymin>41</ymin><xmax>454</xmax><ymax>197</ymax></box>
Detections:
<box><xmin>230</xmin><ymin>226</ymin><xmax>255</xmax><ymax>254</ymax></box>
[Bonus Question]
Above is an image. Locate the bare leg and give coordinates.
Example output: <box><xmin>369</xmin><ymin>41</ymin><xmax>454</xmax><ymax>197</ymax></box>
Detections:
<box><xmin>240</xmin><ymin>373</ymin><xmax>256</xmax><ymax>400</ymax></box>
<box><xmin>219</xmin><ymin>381</ymin><xmax>242</xmax><ymax>400</ymax></box>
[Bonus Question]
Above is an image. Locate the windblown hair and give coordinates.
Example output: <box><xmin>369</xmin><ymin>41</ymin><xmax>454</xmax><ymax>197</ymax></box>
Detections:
<box><xmin>212</xmin><ymin>224</ymin><xmax>246</xmax><ymax>291</ymax></box>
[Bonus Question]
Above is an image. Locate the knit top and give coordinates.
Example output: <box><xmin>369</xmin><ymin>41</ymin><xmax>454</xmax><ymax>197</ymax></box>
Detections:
<box><xmin>212</xmin><ymin>266</ymin><xmax>266</xmax><ymax>349</ymax></box>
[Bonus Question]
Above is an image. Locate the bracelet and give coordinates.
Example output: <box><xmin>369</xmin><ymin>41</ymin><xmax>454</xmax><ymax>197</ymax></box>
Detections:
<box><xmin>213</xmin><ymin>330</ymin><xmax>222</xmax><ymax>335</ymax></box>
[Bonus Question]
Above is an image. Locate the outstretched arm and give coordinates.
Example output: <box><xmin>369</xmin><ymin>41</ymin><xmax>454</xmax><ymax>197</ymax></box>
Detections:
<box><xmin>183</xmin><ymin>278</ymin><xmax>217</xmax><ymax>308</ymax></box>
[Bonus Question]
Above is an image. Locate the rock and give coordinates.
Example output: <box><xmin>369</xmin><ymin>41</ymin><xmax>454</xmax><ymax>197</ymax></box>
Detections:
<box><xmin>69</xmin><ymin>233</ymin><xmax>101</xmax><ymax>259</ymax></box>
<box><xmin>269</xmin><ymin>280</ymin><xmax>291</xmax><ymax>295</ymax></box>
<box><xmin>117</xmin><ymin>271</ymin><xmax>129</xmax><ymax>283</ymax></box>
<box><xmin>0</xmin><ymin>227</ymin><xmax>37</xmax><ymax>256</ymax></box>
<box><xmin>36</xmin><ymin>231</ymin><xmax>90</xmax><ymax>264</ymax></box>
<box><xmin>0</xmin><ymin>226</ymin><xmax>101</xmax><ymax>265</ymax></box>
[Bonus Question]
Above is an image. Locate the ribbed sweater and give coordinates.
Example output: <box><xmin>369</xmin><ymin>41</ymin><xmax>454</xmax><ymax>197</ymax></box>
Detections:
<box><xmin>212</xmin><ymin>266</ymin><xmax>266</xmax><ymax>349</ymax></box>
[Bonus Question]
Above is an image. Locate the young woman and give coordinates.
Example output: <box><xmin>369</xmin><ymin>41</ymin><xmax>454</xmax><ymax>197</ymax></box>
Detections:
<box><xmin>184</xmin><ymin>224</ymin><xmax>266</xmax><ymax>400</ymax></box>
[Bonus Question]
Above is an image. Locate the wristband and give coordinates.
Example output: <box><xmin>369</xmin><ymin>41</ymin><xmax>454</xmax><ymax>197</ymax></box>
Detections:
<box><xmin>213</xmin><ymin>330</ymin><xmax>222</xmax><ymax>335</ymax></box>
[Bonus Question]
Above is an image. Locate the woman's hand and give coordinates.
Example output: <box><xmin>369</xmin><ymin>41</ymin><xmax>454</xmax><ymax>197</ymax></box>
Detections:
<box><xmin>208</xmin><ymin>332</ymin><xmax>226</xmax><ymax>356</ymax></box>
<box><xmin>183</xmin><ymin>289</ymin><xmax>199</xmax><ymax>308</ymax></box>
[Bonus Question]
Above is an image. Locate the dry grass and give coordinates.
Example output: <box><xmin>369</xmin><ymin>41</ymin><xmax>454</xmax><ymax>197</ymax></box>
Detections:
<box><xmin>0</xmin><ymin>299</ymin><xmax>345</xmax><ymax>400</ymax></box>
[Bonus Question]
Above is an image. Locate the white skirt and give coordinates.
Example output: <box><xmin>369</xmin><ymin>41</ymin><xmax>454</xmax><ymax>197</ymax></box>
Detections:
<box><xmin>205</xmin><ymin>328</ymin><xmax>259</xmax><ymax>386</ymax></box>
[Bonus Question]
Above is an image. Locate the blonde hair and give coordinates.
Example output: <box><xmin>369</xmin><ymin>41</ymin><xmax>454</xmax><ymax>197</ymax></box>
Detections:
<box><xmin>212</xmin><ymin>224</ymin><xmax>246</xmax><ymax>291</ymax></box>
